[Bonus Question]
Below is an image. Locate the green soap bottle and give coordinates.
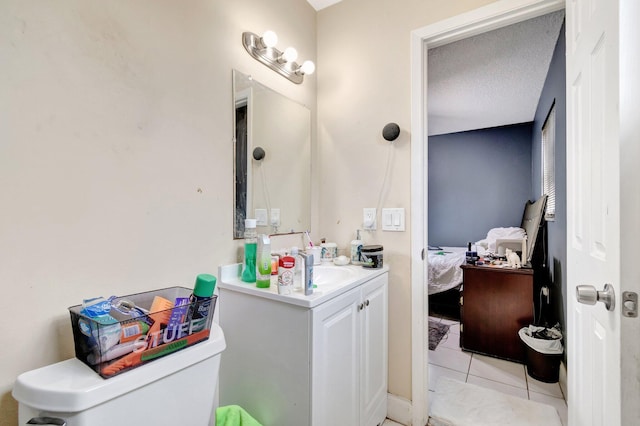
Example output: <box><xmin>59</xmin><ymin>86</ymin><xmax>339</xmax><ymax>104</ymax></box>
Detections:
<box><xmin>241</xmin><ymin>219</ymin><xmax>257</xmax><ymax>283</ymax></box>
<box><xmin>256</xmin><ymin>234</ymin><xmax>272</xmax><ymax>288</ymax></box>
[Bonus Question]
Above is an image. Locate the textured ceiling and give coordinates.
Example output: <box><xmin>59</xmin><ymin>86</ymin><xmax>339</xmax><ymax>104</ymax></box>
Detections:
<box><xmin>427</xmin><ymin>11</ymin><xmax>565</xmax><ymax>136</ymax></box>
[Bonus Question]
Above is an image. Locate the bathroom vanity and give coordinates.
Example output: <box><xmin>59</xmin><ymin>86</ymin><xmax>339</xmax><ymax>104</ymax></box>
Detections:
<box><xmin>218</xmin><ymin>263</ymin><xmax>388</xmax><ymax>426</ymax></box>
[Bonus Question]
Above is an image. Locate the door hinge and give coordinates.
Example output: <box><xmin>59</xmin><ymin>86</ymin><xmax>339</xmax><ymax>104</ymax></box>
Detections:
<box><xmin>622</xmin><ymin>291</ymin><xmax>638</xmax><ymax>318</ymax></box>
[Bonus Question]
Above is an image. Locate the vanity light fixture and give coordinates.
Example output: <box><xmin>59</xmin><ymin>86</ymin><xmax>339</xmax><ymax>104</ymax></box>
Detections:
<box><xmin>242</xmin><ymin>31</ymin><xmax>315</xmax><ymax>84</ymax></box>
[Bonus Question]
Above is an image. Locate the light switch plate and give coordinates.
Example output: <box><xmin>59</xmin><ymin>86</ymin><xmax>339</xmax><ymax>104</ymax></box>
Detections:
<box><xmin>382</xmin><ymin>208</ymin><xmax>405</xmax><ymax>231</ymax></box>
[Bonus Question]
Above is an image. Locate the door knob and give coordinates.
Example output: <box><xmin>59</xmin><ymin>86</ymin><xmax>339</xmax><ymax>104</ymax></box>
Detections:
<box><xmin>576</xmin><ymin>283</ymin><xmax>615</xmax><ymax>311</ymax></box>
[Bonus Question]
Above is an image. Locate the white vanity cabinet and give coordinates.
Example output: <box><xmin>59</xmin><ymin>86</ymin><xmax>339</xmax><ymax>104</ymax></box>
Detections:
<box><xmin>218</xmin><ymin>265</ymin><xmax>388</xmax><ymax>426</ymax></box>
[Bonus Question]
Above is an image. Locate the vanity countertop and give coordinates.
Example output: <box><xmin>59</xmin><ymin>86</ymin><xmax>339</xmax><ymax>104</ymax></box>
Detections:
<box><xmin>218</xmin><ymin>263</ymin><xmax>389</xmax><ymax>308</ymax></box>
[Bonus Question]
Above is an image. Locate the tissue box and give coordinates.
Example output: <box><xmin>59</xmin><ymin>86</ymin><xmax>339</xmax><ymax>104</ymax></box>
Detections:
<box><xmin>69</xmin><ymin>286</ymin><xmax>217</xmax><ymax>379</ymax></box>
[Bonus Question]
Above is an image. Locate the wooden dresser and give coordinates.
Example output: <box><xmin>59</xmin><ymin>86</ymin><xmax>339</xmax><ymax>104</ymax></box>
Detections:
<box><xmin>460</xmin><ymin>264</ymin><xmax>534</xmax><ymax>363</ymax></box>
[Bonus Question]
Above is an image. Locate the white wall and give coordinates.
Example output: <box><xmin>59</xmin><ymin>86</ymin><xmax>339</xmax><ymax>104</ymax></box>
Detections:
<box><xmin>316</xmin><ymin>0</ymin><xmax>495</xmax><ymax>401</ymax></box>
<box><xmin>0</xmin><ymin>0</ymin><xmax>315</xmax><ymax>423</ymax></box>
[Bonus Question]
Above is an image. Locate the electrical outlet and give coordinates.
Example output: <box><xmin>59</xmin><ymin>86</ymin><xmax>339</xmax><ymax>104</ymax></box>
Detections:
<box><xmin>541</xmin><ymin>286</ymin><xmax>550</xmax><ymax>304</ymax></box>
<box><xmin>363</xmin><ymin>208</ymin><xmax>376</xmax><ymax>230</ymax></box>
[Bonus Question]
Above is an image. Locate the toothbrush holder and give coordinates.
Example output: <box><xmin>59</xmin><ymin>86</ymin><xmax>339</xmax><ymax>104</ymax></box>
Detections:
<box><xmin>306</xmin><ymin>246</ymin><xmax>322</xmax><ymax>265</ymax></box>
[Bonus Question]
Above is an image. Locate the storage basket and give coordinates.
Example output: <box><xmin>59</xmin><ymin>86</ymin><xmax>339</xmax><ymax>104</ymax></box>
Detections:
<box><xmin>69</xmin><ymin>286</ymin><xmax>217</xmax><ymax>379</ymax></box>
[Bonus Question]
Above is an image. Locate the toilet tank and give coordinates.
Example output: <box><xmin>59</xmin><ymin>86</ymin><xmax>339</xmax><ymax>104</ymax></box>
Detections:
<box><xmin>13</xmin><ymin>323</ymin><xmax>225</xmax><ymax>426</ymax></box>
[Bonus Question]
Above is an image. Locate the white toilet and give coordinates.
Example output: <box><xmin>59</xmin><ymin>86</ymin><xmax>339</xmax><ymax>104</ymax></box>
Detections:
<box><xmin>12</xmin><ymin>323</ymin><xmax>225</xmax><ymax>426</ymax></box>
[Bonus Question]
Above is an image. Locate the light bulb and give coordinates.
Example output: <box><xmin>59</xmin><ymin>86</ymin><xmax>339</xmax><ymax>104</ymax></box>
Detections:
<box><xmin>299</xmin><ymin>60</ymin><xmax>315</xmax><ymax>75</ymax></box>
<box><xmin>282</xmin><ymin>47</ymin><xmax>298</xmax><ymax>63</ymax></box>
<box><xmin>261</xmin><ymin>30</ymin><xmax>278</xmax><ymax>48</ymax></box>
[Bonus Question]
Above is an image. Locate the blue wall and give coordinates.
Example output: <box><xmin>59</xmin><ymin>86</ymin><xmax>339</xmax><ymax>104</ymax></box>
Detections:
<box><xmin>531</xmin><ymin>22</ymin><xmax>566</xmax><ymax>330</ymax></box>
<box><xmin>428</xmin><ymin>123</ymin><xmax>533</xmax><ymax>247</ymax></box>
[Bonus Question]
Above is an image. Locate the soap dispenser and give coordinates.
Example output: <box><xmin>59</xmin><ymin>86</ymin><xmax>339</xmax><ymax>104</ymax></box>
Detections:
<box><xmin>350</xmin><ymin>229</ymin><xmax>364</xmax><ymax>265</ymax></box>
<box><xmin>256</xmin><ymin>234</ymin><xmax>272</xmax><ymax>288</ymax></box>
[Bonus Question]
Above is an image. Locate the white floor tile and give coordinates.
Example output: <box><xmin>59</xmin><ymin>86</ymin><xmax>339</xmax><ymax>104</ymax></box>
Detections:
<box><xmin>468</xmin><ymin>353</ymin><xmax>527</xmax><ymax>389</ymax></box>
<box><xmin>382</xmin><ymin>419</ymin><xmax>404</xmax><ymax>426</ymax></box>
<box><xmin>526</xmin><ymin>375</ymin><xmax>565</xmax><ymax>398</ymax></box>
<box><xmin>439</xmin><ymin>319</ymin><xmax>460</xmax><ymax>335</ymax></box>
<box><xmin>529</xmin><ymin>391</ymin><xmax>568</xmax><ymax>426</ymax></box>
<box><xmin>437</xmin><ymin>330</ymin><xmax>460</xmax><ymax>350</ymax></box>
<box><xmin>429</xmin><ymin>364</ymin><xmax>467</xmax><ymax>391</ymax></box>
<box><xmin>466</xmin><ymin>375</ymin><xmax>529</xmax><ymax>399</ymax></box>
<box><xmin>428</xmin><ymin>346</ymin><xmax>471</xmax><ymax>374</ymax></box>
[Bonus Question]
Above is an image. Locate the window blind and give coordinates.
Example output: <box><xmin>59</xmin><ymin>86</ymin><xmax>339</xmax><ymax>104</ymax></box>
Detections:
<box><xmin>542</xmin><ymin>104</ymin><xmax>556</xmax><ymax>221</ymax></box>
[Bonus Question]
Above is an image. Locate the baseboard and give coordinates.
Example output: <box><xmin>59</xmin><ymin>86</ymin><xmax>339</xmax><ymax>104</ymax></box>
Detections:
<box><xmin>559</xmin><ymin>360</ymin><xmax>567</xmax><ymax>400</ymax></box>
<box><xmin>387</xmin><ymin>393</ymin><xmax>412</xmax><ymax>425</ymax></box>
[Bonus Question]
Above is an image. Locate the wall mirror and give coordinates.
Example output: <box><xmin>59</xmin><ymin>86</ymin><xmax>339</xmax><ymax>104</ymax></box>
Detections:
<box><xmin>233</xmin><ymin>69</ymin><xmax>311</xmax><ymax>239</ymax></box>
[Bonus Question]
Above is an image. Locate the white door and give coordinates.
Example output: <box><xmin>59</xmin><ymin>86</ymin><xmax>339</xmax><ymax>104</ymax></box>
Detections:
<box><xmin>566</xmin><ymin>0</ymin><xmax>637</xmax><ymax>424</ymax></box>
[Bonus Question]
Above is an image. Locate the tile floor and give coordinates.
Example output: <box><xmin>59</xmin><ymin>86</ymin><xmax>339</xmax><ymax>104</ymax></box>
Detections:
<box><xmin>383</xmin><ymin>316</ymin><xmax>567</xmax><ymax>426</ymax></box>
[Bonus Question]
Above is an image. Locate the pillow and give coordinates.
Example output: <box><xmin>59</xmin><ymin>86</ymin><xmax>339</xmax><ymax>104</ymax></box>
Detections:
<box><xmin>476</xmin><ymin>227</ymin><xmax>526</xmax><ymax>253</ymax></box>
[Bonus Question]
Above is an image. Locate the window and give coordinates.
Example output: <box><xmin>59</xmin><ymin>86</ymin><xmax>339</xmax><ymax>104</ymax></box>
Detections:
<box><xmin>542</xmin><ymin>103</ymin><xmax>556</xmax><ymax>221</ymax></box>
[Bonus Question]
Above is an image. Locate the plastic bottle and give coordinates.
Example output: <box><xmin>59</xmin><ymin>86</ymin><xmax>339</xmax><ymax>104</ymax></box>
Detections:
<box><xmin>270</xmin><ymin>254</ymin><xmax>280</xmax><ymax>287</ymax></box>
<box><xmin>277</xmin><ymin>254</ymin><xmax>296</xmax><ymax>295</ymax></box>
<box><xmin>119</xmin><ymin>321</ymin><xmax>150</xmax><ymax>343</ymax></box>
<box><xmin>291</xmin><ymin>247</ymin><xmax>302</xmax><ymax>290</ymax></box>
<box><xmin>256</xmin><ymin>234</ymin><xmax>272</xmax><ymax>288</ymax></box>
<box><xmin>188</xmin><ymin>273</ymin><xmax>217</xmax><ymax>333</ymax></box>
<box><xmin>241</xmin><ymin>219</ymin><xmax>257</xmax><ymax>283</ymax></box>
<box><xmin>350</xmin><ymin>229</ymin><xmax>364</xmax><ymax>264</ymax></box>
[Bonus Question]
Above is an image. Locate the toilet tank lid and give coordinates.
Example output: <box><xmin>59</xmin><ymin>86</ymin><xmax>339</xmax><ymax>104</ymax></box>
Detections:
<box><xmin>12</xmin><ymin>323</ymin><xmax>225</xmax><ymax>413</ymax></box>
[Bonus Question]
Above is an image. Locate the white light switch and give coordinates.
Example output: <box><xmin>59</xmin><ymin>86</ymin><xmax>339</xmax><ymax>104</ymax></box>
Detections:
<box><xmin>393</xmin><ymin>212</ymin><xmax>401</xmax><ymax>226</ymax></box>
<box><xmin>383</xmin><ymin>210</ymin><xmax>393</xmax><ymax>227</ymax></box>
<box><xmin>382</xmin><ymin>208</ymin><xmax>405</xmax><ymax>231</ymax></box>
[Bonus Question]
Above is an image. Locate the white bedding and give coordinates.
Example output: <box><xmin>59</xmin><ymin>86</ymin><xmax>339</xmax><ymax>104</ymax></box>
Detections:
<box><xmin>427</xmin><ymin>247</ymin><xmax>469</xmax><ymax>295</ymax></box>
<box><xmin>428</xmin><ymin>228</ymin><xmax>525</xmax><ymax>295</ymax></box>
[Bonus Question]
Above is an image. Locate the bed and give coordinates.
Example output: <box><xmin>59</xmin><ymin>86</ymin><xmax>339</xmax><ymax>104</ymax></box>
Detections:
<box><xmin>428</xmin><ymin>195</ymin><xmax>547</xmax><ymax>296</ymax></box>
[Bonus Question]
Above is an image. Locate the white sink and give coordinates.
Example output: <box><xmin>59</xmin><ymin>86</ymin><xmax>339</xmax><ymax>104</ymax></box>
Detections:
<box><xmin>313</xmin><ymin>265</ymin><xmax>358</xmax><ymax>286</ymax></box>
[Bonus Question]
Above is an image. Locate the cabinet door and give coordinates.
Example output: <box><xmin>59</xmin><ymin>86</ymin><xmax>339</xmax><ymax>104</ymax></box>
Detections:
<box><xmin>360</xmin><ymin>274</ymin><xmax>388</xmax><ymax>426</ymax></box>
<box><xmin>312</xmin><ymin>287</ymin><xmax>361</xmax><ymax>426</ymax></box>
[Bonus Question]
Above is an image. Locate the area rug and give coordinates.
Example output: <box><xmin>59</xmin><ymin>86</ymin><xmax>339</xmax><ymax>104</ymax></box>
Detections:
<box><xmin>428</xmin><ymin>377</ymin><xmax>562</xmax><ymax>426</ymax></box>
<box><xmin>429</xmin><ymin>320</ymin><xmax>450</xmax><ymax>351</ymax></box>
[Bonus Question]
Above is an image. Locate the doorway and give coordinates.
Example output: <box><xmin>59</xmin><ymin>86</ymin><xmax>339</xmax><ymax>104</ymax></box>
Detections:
<box><xmin>409</xmin><ymin>1</ymin><xmax>567</xmax><ymax>425</ymax></box>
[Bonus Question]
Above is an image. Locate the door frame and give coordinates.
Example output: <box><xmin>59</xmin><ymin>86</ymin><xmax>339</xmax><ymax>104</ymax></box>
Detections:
<box><xmin>409</xmin><ymin>1</ymin><xmax>566</xmax><ymax>424</ymax></box>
